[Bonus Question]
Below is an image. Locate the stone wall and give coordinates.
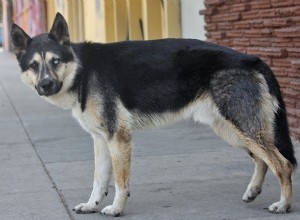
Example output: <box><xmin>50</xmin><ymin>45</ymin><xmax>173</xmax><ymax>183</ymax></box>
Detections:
<box><xmin>200</xmin><ymin>0</ymin><xmax>300</xmax><ymax>139</ymax></box>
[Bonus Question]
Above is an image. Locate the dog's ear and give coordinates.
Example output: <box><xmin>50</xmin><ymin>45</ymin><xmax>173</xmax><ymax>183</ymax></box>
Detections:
<box><xmin>49</xmin><ymin>12</ymin><xmax>70</xmax><ymax>46</ymax></box>
<box><xmin>10</xmin><ymin>23</ymin><xmax>32</xmax><ymax>58</ymax></box>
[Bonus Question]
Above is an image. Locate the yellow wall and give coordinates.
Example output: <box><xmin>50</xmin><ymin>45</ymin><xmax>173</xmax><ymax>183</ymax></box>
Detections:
<box><xmin>45</xmin><ymin>0</ymin><xmax>181</xmax><ymax>43</ymax></box>
<box><xmin>46</xmin><ymin>0</ymin><xmax>84</xmax><ymax>42</ymax></box>
<box><xmin>127</xmin><ymin>0</ymin><xmax>143</xmax><ymax>40</ymax></box>
<box><xmin>114</xmin><ymin>0</ymin><xmax>128</xmax><ymax>41</ymax></box>
<box><xmin>141</xmin><ymin>0</ymin><xmax>162</xmax><ymax>40</ymax></box>
<box><xmin>161</xmin><ymin>0</ymin><xmax>181</xmax><ymax>38</ymax></box>
<box><xmin>82</xmin><ymin>0</ymin><xmax>115</xmax><ymax>42</ymax></box>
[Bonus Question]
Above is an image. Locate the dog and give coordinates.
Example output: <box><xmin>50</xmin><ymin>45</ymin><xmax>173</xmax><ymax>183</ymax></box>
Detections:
<box><xmin>11</xmin><ymin>13</ymin><xmax>297</xmax><ymax>216</ymax></box>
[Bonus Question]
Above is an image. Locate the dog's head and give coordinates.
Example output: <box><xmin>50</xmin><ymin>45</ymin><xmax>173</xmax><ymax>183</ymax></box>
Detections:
<box><xmin>11</xmin><ymin>13</ymin><xmax>76</xmax><ymax>97</ymax></box>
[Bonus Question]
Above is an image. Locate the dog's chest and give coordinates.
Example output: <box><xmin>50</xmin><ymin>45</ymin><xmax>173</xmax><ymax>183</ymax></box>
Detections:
<box><xmin>72</xmin><ymin>102</ymin><xmax>103</xmax><ymax>135</ymax></box>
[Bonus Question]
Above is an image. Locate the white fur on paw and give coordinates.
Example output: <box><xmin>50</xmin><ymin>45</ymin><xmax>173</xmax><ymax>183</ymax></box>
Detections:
<box><xmin>101</xmin><ymin>205</ymin><xmax>123</xmax><ymax>217</ymax></box>
<box><xmin>242</xmin><ymin>187</ymin><xmax>261</xmax><ymax>203</ymax></box>
<box><xmin>268</xmin><ymin>201</ymin><xmax>290</xmax><ymax>214</ymax></box>
<box><xmin>73</xmin><ymin>202</ymin><xmax>100</xmax><ymax>214</ymax></box>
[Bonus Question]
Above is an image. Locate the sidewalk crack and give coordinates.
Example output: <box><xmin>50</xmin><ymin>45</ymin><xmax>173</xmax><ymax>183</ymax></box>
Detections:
<box><xmin>0</xmin><ymin>82</ymin><xmax>74</xmax><ymax>220</ymax></box>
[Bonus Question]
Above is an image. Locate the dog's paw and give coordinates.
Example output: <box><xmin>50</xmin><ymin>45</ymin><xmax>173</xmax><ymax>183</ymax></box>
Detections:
<box><xmin>100</xmin><ymin>205</ymin><xmax>123</xmax><ymax>217</ymax></box>
<box><xmin>268</xmin><ymin>201</ymin><xmax>291</xmax><ymax>214</ymax></box>
<box><xmin>73</xmin><ymin>202</ymin><xmax>100</xmax><ymax>214</ymax></box>
<box><xmin>242</xmin><ymin>186</ymin><xmax>261</xmax><ymax>203</ymax></box>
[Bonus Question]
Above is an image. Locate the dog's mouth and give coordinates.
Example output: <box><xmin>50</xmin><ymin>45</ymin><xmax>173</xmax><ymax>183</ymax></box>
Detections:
<box><xmin>36</xmin><ymin>80</ymin><xmax>63</xmax><ymax>97</ymax></box>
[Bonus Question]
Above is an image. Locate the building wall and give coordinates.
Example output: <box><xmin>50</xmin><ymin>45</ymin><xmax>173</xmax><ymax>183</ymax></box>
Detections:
<box><xmin>201</xmin><ymin>0</ymin><xmax>300</xmax><ymax>139</ymax></box>
<box><xmin>2</xmin><ymin>0</ymin><xmax>184</xmax><ymax>45</ymax></box>
<box><xmin>181</xmin><ymin>0</ymin><xmax>206</xmax><ymax>40</ymax></box>
<box><xmin>45</xmin><ymin>0</ymin><xmax>182</xmax><ymax>43</ymax></box>
<box><xmin>12</xmin><ymin>0</ymin><xmax>47</xmax><ymax>36</ymax></box>
<box><xmin>3</xmin><ymin>0</ymin><xmax>207</xmax><ymax>47</ymax></box>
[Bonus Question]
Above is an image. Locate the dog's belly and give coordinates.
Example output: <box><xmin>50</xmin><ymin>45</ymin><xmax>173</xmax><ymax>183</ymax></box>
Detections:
<box><xmin>129</xmin><ymin>95</ymin><xmax>220</xmax><ymax>130</ymax></box>
<box><xmin>183</xmin><ymin>95</ymin><xmax>243</xmax><ymax>148</ymax></box>
<box><xmin>182</xmin><ymin>95</ymin><xmax>220</xmax><ymax>126</ymax></box>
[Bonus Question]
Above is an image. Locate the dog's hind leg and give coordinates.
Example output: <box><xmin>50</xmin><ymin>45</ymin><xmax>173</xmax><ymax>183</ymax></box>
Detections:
<box><xmin>212</xmin><ymin>117</ymin><xmax>293</xmax><ymax>213</ymax></box>
<box><xmin>101</xmin><ymin>127</ymin><xmax>132</xmax><ymax>217</ymax></box>
<box><xmin>242</xmin><ymin>154</ymin><xmax>268</xmax><ymax>203</ymax></box>
<box><xmin>211</xmin><ymin>119</ymin><xmax>268</xmax><ymax>203</ymax></box>
<box><xmin>74</xmin><ymin>134</ymin><xmax>112</xmax><ymax>213</ymax></box>
<box><xmin>242</xmin><ymin>136</ymin><xmax>293</xmax><ymax>214</ymax></box>
<box><xmin>217</xmin><ymin>119</ymin><xmax>293</xmax><ymax>213</ymax></box>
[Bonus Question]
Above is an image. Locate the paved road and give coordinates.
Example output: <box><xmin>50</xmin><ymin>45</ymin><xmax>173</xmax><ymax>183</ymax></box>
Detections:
<box><xmin>0</xmin><ymin>51</ymin><xmax>299</xmax><ymax>220</ymax></box>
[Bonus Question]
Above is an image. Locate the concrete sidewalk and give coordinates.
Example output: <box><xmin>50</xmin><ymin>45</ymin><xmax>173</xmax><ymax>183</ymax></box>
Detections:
<box><xmin>0</xmin><ymin>51</ymin><xmax>299</xmax><ymax>220</ymax></box>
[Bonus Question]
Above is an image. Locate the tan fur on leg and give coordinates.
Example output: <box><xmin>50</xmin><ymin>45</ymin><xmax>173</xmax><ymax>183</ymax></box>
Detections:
<box><xmin>239</xmin><ymin>133</ymin><xmax>293</xmax><ymax>213</ymax></box>
<box><xmin>101</xmin><ymin>127</ymin><xmax>132</xmax><ymax>217</ymax></box>
<box><xmin>243</xmin><ymin>155</ymin><xmax>268</xmax><ymax>203</ymax></box>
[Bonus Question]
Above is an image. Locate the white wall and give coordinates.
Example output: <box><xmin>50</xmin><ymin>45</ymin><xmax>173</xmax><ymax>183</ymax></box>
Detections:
<box><xmin>180</xmin><ymin>0</ymin><xmax>206</xmax><ymax>40</ymax></box>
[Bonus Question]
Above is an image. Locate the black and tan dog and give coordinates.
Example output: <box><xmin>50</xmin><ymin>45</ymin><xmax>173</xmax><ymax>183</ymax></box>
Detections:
<box><xmin>11</xmin><ymin>13</ymin><xmax>297</xmax><ymax>216</ymax></box>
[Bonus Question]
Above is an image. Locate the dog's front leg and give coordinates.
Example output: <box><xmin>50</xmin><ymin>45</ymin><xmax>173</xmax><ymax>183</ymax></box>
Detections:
<box><xmin>101</xmin><ymin>128</ymin><xmax>132</xmax><ymax>217</ymax></box>
<box><xmin>74</xmin><ymin>134</ymin><xmax>112</xmax><ymax>213</ymax></box>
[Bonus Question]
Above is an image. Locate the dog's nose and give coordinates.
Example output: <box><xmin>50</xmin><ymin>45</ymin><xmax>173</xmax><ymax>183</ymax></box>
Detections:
<box><xmin>40</xmin><ymin>78</ymin><xmax>54</xmax><ymax>91</ymax></box>
<box><xmin>36</xmin><ymin>78</ymin><xmax>61</xmax><ymax>96</ymax></box>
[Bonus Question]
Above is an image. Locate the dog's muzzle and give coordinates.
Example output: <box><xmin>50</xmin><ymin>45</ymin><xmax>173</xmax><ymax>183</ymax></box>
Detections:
<box><xmin>37</xmin><ymin>78</ymin><xmax>62</xmax><ymax>96</ymax></box>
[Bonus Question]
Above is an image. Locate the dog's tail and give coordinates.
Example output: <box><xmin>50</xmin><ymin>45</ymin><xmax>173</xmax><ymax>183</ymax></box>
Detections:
<box><xmin>259</xmin><ymin>61</ymin><xmax>298</xmax><ymax>169</ymax></box>
<box><xmin>274</xmin><ymin>94</ymin><xmax>298</xmax><ymax>169</ymax></box>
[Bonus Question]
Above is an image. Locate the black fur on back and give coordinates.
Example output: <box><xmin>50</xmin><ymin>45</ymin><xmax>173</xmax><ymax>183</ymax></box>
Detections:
<box><xmin>69</xmin><ymin>38</ymin><xmax>296</xmax><ymax>166</ymax></box>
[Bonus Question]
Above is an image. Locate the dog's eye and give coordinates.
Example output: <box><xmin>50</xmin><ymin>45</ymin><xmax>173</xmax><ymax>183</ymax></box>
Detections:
<box><xmin>29</xmin><ymin>61</ymin><xmax>38</xmax><ymax>70</ymax></box>
<box><xmin>52</xmin><ymin>58</ymin><xmax>60</xmax><ymax>65</ymax></box>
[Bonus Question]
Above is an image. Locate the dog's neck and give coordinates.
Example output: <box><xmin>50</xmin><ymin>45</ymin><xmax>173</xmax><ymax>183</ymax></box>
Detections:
<box><xmin>43</xmin><ymin>88</ymin><xmax>77</xmax><ymax>109</ymax></box>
